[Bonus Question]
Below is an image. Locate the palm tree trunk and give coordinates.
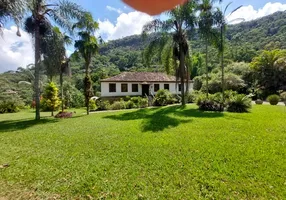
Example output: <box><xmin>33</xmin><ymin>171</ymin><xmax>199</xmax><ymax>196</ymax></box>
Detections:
<box><xmin>34</xmin><ymin>24</ymin><xmax>41</xmax><ymax>120</ymax></box>
<box><xmin>221</xmin><ymin>25</ymin><xmax>225</xmax><ymax>105</ymax></box>
<box><xmin>85</xmin><ymin>61</ymin><xmax>91</xmax><ymax>115</ymax></box>
<box><xmin>205</xmin><ymin>41</ymin><xmax>209</xmax><ymax>98</ymax></box>
<box><xmin>179</xmin><ymin>43</ymin><xmax>186</xmax><ymax>106</ymax></box>
<box><xmin>60</xmin><ymin>71</ymin><xmax>64</xmax><ymax>112</ymax></box>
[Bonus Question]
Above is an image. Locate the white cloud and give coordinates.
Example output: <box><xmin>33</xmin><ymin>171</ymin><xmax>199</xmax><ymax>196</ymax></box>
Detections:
<box><xmin>0</xmin><ymin>26</ymin><xmax>34</xmax><ymax>73</ymax></box>
<box><xmin>227</xmin><ymin>2</ymin><xmax>286</xmax><ymax>24</ymax></box>
<box><xmin>98</xmin><ymin>11</ymin><xmax>153</xmax><ymax>41</ymax></box>
<box><xmin>106</xmin><ymin>6</ymin><xmax>122</xmax><ymax>14</ymax></box>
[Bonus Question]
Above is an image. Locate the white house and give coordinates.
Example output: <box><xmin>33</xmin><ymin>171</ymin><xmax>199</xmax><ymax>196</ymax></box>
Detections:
<box><xmin>100</xmin><ymin>72</ymin><xmax>193</xmax><ymax>98</ymax></box>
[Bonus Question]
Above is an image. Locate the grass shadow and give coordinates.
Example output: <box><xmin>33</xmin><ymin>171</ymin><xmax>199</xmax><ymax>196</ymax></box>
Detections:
<box><xmin>104</xmin><ymin>105</ymin><xmax>224</xmax><ymax>132</ymax></box>
<box><xmin>0</xmin><ymin>118</ymin><xmax>59</xmax><ymax>133</ymax></box>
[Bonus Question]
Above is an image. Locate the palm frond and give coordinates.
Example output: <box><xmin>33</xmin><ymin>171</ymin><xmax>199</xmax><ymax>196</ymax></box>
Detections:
<box><xmin>142</xmin><ymin>19</ymin><xmax>164</xmax><ymax>34</ymax></box>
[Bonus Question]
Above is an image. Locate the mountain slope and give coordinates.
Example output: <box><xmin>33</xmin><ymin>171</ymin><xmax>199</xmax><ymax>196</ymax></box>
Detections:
<box><xmin>100</xmin><ymin>11</ymin><xmax>286</xmax><ymax>54</ymax></box>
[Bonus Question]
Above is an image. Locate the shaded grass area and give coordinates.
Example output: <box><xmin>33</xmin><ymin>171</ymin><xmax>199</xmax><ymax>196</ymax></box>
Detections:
<box><xmin>0</xmin><ymin>105</ymin><xmax>285</xmax><ymax>199</ymax></box>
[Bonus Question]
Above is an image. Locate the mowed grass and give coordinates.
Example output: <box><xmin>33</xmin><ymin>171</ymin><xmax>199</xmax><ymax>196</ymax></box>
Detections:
<box><xmin>0</xmin><ymin>105</ymin><xmax>285</xmax><ymax>199</ymax></box>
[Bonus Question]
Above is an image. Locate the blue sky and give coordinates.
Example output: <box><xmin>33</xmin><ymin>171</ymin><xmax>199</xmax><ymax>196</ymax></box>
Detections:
<box><xmin>1</xmin><ymin>0</ymin><xmax>286</xmax><ymax>72</ymax></box>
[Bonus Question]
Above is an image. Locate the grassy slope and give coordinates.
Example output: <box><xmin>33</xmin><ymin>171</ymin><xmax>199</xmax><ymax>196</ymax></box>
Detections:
<box><xmin>0</xmin><ymin>105</ymin><xmax>285</xmax><ymax>199</ymax></box>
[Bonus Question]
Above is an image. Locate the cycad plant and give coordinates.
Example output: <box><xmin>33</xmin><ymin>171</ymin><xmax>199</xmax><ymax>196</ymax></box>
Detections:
<box><xmin>24</xmin><ymin>0</ymin><xmax>86</xmax><ymax>120</ymax></box>
<box><xmin>142</xmin><ymin>0</ymin><xmax>198</xmax><ymax>105</ymax></box>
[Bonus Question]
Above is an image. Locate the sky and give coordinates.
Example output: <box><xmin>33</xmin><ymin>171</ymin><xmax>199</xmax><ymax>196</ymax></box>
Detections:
<box><xmin>1</xmin><ymin>0</ymin><xmax>286</xmax><ymax>72</ymax></box>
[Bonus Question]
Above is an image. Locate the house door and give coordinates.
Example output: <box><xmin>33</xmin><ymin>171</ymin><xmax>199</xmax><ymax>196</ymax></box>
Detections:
<box><xmin>142</xmin><ymin>85</ymin><xmax>149</xmax><ymax>96</ymax></box>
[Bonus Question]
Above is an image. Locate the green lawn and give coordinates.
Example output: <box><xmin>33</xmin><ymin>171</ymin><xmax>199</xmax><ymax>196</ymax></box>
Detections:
<box><xmin>0</xmin><ymin>105</ymin><xmax>285</xmax><ymax>199</ymax></box>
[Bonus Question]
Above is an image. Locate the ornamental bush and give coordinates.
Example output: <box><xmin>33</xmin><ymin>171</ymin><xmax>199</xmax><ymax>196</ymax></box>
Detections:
<box><xmin>227</xmin><ymin>94</ymin><xmax>252</xmax><ymax>113</ymax></box>
<box><xmin>96</xmin><ymin>100</ymin><xmax>111</xmax><ymax>110</ymax></box>
<box><xmin>267</xmin><ymin>94</ymin><xmax>280</xmax><ymax>105</ymax></box>
<box><xmin>110</xmin><ymin>100</ymin><xmax>126</xmax><ymax>110</ymax></box>
<box><xmin>153</xmin><ymin>89</ymin><xmax>172</xmax><ymax>106</ymax></box>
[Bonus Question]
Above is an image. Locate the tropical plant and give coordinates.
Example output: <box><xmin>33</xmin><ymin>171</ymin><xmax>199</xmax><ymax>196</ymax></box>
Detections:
<box><xmin>41</xmin><ymin>82</ymin><xmax>61</xmax><ymax>116</ymax></box>
<box><xmin>0</xmin><ymin>91</ymin><xmax>25</xmax><ymax>113</ymax></box>
<box><xmin>196</xmin><ymin>95</ymin><xmax>223</xmax><ymax>112</ymax></box>
<box><xmin>0</xmin><ymin>0</ymin><xmax>27</xmax><ymax>36</ymax></box>
<box><xmin>213</xmin><ymin>3</ymin><xmax>243</xmax><ymax>104</ymax></box>
<box><xmin>142</xmin><ymin>0</ymin><xmax>197</xmax><ymax>105</ymax></box>
<box><xmin>73</xmin><ymin>13</ymin><xmax>99</xmax><ymax>115</ymax></box>
<box><xmin>96</xmin><ymin>100</ymin><xmax>111</xmax><ymax>111</ymax></box>
<box><xmin>41</xmin><ymin>27</ymin><xmax>72</xmax><ymax>112</ymax></box>
<box><xmin>251</xmin><ymin>50</ymin><xmax>286</xmax><ymax>96</ymax></box>
<box><xmin>267</xmin><ymin>94</ymin><xmax>280</xmax><ymax>105</ymax></box>
<box><xmin>110</xmin><ymin>100</ymin><xmax>126</xmax><ymax>110</ymax></box>
<box><xmin>227</xmin><ymin>94</ymin><xmax>252</xmax><ymax>113</ymax></box>
<box><xmin>24</xmin><ymin>0</ymin><xmax>86</xmax><ymax>120</ymax></box>
<box><xmin>154</xmin><ymin>89</ymin><xmax>172</xmax><ymax>106</ymax></box>
<box><xmin>198</xmin><ymin>0</ymin><xmax>221</xmax><ymax>97</ymax></box>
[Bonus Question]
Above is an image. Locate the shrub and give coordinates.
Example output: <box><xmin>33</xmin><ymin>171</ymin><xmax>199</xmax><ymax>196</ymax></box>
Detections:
<box><xmin>138</xmin><ymin>98</ymin><xmax>148</xmax><ymax>108</ymax></box>
<box><xmin>89</xmin><ymin>99</ymin><xmax>97</xmax><ymax>111</ymax></box>
<box><xmin>55</xmin><ymin>111</ymin><xmax>73</xmax><ymax>118</ymax></box>
<box><xmin>267</xmin><ymin>94</ymin><xmax>280</xmax><ymax>105</ymax></box>
<box><xmin>280</xmin><ymin>92</ymin><xmax>286</xmax><ymax>101</ymax></box>
<box><xmin>125</xmin><ymin>100</ymin><xmax>136</xmax><ymax>109</ymax></box>
<box><xmin>227</xmin><ymin>94</ymin><xmax>252</xmax><ymax>113</ymax></box>
<box><xmin>197</xmin><ymin>99</ymin><xmax>224</xmax><ymax>112</ymax></box>
<box><xmin>96</xmin><ymin>100</ymin><xmax>111</xmax><ymax>110</ymax></box>
<box><xmin>42</xmin><ymin>82</ymin><xmax>61</xmax><ymax>115</ymax></box>
<box><xmin>196</xmin><ymin>94</ymin><xmax>223</xmax><ymax>112</ymax></box>
<box><xmin>110</xmin><ymin>100</ymin><xmax>126</xmax><ymax>110</ymax></box>
<box><xmin>255</xmin><ymin>99</ymin><xmax>263</xmax><ymax>105</ymax></box>
<box><xmin>171</xmin><ymin>94</ymin><xmax>181</xmax><ymax>104</ymax></box>
<box><xmin>130</xmin><ymin>97</ymin><xmax>140</xmax><ymax>105</ymax></box>
<box><xmin>154</xmin><ymin>89</ymin><xmax>172</xmax><ymax>106</ymax></box>
<box><xmin>186</xmin><ymin>91</ymin><xmax>196</xmax><ymax>103</ymax></box>
<box><xmin>0</xmin><ymin>98</ymin><xmax>25</xmax><ymax>113</ymax></box>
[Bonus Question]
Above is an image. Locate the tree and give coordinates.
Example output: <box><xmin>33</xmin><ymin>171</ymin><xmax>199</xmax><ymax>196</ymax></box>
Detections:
<box><xmin>73</xmin><ymin>13</ymin><xmax>99</xmax><ymax>115</ymax></box>
<box><xmin>0</xmin><ymin>0</ymin><xmax>26</xmax><ymax>36</ymax></box>
<box><xmin>213</xmin><ymin>3</ymin><xmax>243</xmax><ymax>104</ymax></box>
<box><xmin>142</xmin><ymin>0</ymin><xmax>197</xmax><ymax>105</ymax></box>
<box><xmin>42</xmin><ymin>27</ymin><xmax>72</xmax><ymax>112</ymax></box>
<box><xmin>24</xmin><ymin>0</ymin><xmax>85</xmax><ymax>120</ymax></box>
<box><xmin>251</xmin><ymin>49</ymin><xmax>286</xmax><ymax>96</ymax></box>
<box><xmin>198</xmin><ymin>0</ymin><xmax>221</xmax><ymax>97</ymax></box>
<box><xmin>42</xmin><ymin>82</ymin><xmax>60</xmax><ymax>116</ymax></box>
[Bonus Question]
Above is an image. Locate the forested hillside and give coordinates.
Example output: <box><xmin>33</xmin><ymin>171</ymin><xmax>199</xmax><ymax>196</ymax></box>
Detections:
<box><xmin>100</xmin><ymin>11</ymin><xmax>286</xmax><ymax>55</ymax></box>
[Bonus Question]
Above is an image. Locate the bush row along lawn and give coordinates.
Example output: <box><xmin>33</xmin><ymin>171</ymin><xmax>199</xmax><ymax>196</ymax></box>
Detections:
<box><xmin>0</xmin><ymin>105</ymin><xmax>286</xmax><ymax>199</ymax></box>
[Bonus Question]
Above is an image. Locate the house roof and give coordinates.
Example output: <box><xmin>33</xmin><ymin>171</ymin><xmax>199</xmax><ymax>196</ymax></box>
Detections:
<box><xmin>101</xmin><ymin>72</ymin><xmax>179</xmax><ymax>82</ymax></box>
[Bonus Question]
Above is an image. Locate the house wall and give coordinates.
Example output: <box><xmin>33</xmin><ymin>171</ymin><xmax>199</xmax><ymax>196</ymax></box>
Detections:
<box><xmin>101</xmin><ymin>82</ymin><xmax>193</xmax><ymax>97</ymax></box>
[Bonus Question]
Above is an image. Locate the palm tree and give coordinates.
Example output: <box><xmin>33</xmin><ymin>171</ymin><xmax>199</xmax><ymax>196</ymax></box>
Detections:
<box><xmin>73</xmin><ymin>13</ymin><xmax>99</xmax><ymax>115</ymax></box>
<box><xmin>0</xmin><ymin>0</ymin><xmax>27</xmax><ymax>36</ymax></box>
<box><xmin>24</xmin><ymin>0</ymin><xmax>86</xmax><ymax>120</ymax></box>
<box><xmin>213</xmin><ymin>3</ymin><xmax>243</xmax><ymax>104</ymax></box>
<box><xmin>42</xmin><ymin>27</ymin><xmax>72</xmax><ymax>112</ymax></box>
<box><xmin>198</xmin><ymin>0</ymin><xmax>221</xmax><ymax>98</ymax></box>
<box><xmin>142</xmin><ymin>0</ymin><xmax>197</xmax><ymax>105</ymax></box>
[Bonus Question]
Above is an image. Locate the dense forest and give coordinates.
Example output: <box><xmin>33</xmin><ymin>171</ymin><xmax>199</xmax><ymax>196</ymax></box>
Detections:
<box><xmin>1</xmin><ymin>11</ymin><xmax>286</xmax><ymax>111</ymax></box>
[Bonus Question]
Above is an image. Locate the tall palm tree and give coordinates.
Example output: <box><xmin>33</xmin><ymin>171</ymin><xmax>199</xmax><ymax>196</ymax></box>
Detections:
<box><xmin>213</xmin><ymin>3</ymin><xmax>242</xmax><ymax>104</ymax></box>
<box><xmin>142</xmin><ymin>0</ymin><xmax>197</xmax><ymax>105</ymax></box>
<box><xmin>0</xmin><ymin>0</ymin><xmax>27</xmax><ymax>36</ymax></box>
<box><xmin>24</xmin><ymin>0</ymin><xmax>85</xmax><ymax>120</ymax></box>
<box><xmin>73</xmin><ymin>13</ymin><xmax>99</xmax><ymax>115</ymax></box>
<box><xmin>198</xmin><ymin>0</ymin><xmax>221</xmax><ymax>98</ymax></box>
<box><xmin>42</xmin><ymin>27</ymin><xmax>72</xmax><ymax>112</ymax></box>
